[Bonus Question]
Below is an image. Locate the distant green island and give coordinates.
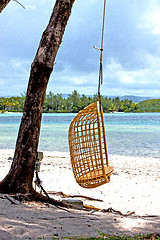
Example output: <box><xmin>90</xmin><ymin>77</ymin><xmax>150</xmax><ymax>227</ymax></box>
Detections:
<box><xmin>0</xmin><ymin>91</ymin><xmax>160</xmax><ymax>113</ymax></box>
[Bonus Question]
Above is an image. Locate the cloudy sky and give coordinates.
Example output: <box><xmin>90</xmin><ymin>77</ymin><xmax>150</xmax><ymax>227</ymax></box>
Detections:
<box><xmin>0</xmin><ymin>0</ymin><xmax>160</xmax><ymax>97</ymax></box>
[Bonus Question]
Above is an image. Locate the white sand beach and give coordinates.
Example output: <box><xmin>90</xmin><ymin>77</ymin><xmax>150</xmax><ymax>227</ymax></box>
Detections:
<box><xmin>0</xmin><ymin>149</ymin><xmax>160</xmax><ymax>239</ymax></box>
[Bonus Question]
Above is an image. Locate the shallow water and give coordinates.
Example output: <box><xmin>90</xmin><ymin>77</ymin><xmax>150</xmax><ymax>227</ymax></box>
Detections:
<box><xmin>0</xmin><ymin>112</ymin><xmax>159</xmax><ymax>158</ymax></box>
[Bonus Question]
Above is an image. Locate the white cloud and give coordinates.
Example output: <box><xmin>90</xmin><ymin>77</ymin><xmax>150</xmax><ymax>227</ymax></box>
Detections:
<box><xmin>49</xmin><ymin>64</ymin><xmax>98</xmax><ymax>90</ymax></box>
<box><xmin>25</xmin><ymin>4</ymin><xmax>36</xmax><ymax>11</ymax></box>
<box><xmin>102</xmin><ymin>57</ymin><xmax>160</xmax><ymax>97</ymax></box>
<box><xmin>145</xmin><ymin>54</ymin><xmax>160</xmax><ymax>69</ymax></box>
<box><xmin>138</xmin><ymin>1</ymin><xmax>160</xmax><ymax>35</ymax></box>
<box><xmin>0</xmin><ymin>58</ymin><xmax>30</xmax><ymax>96</ymax></box>
<box><xmin>45</xmin><ymin>55</ymin><xmax>160</xmax><ymax>98</ymax></box>
<box><xmin>11</xmin><ymin>59</ymin><xmax>29</xmax><ymax>73</ymax></box>
<box><xmin>1</xmin><ymin>0</ymin><xmax>160</xmax><ymax>98</ymax></box>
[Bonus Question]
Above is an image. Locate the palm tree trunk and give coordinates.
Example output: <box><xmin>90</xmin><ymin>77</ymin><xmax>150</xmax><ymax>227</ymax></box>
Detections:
<box><xmin>0</xmin><ymin>0</ymin><xmax>75</xmax><ymax>194</ymax></box>
<box><xmin>0</xmin><ymin>0</ymin><xmax>11</xmax><ymax>13</ymax></box>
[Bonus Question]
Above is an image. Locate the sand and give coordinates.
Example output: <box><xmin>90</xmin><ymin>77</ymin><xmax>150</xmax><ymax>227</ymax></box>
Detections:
<box><xmin>0</xmin><ymin>149</ymin><xmax>160</xmax><ymax>239</ymax></box>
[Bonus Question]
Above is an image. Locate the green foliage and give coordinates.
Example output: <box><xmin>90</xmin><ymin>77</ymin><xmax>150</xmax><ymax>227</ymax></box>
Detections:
<box><xmin>139</xmin><ymin>99</ymin><xmax>160</xmax><ymax>112</ymax></box>
<box><xmin>0</xmin><ymin>95</ymin><xmax>25</xmax><ymax>112</ymax></box>
<box><xmin>43</xmin><ymin>92</ymin><xmax>140</xmax><ymax>113</ymax></box>
<box><xmin>38</xmin><ymin>232</ymin><xmax>160</xmax><ymax>240</ymax></box>
<box><xmin>1</xmin><ymin>92</ymin><xmax>159</xmax><ymax>113</ymax></box>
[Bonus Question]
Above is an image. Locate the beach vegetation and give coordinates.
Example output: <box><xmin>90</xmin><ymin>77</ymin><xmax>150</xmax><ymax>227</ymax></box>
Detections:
<box><xmin>38</xmin><ymin>232</ymin><xmax>160</xmax><ymax>239</ymax></box>
<box><xmin>139</xmin><ymin>99</ymin><xmax>160</xmax><ymax>112</ymax></box>
<box><xmin>0</xmin><ymin>95</ymin><xmax>25</xmax><ymax>112</ymax></box>
<box><xmin>1</xmin><ymin>92</ymin><xmax>160</xmax><ymax>113</ymax></box>
<box><xmin>2</xmin><ymin>92</ymin><xmax>160</xmax><ymax>113</ymax></box>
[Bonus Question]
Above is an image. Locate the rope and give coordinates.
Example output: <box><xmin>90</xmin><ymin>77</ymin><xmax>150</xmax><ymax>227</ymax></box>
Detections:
<box><xmin>96</xmin><ymin>0</ymin><xmax>107</xmax><ymax>99</ymax></box>
<box><xmin>0</xmin><ymin>0</ymin><xmax>25</xmax><ymax>12</ymax></box>
<box><xmin>34</xmin><ymin>171</ymin><xmax>50</xmax><ymax>200</ymax></box>
<box><xmin>13</xmin><ymin>0</ymin><xmax>25</xmax><ymax>9</ymax></box>
<box><xmin>98</xmin><ymin>61</ymin><xmax>103</xmax><ymax>99</ymax></box>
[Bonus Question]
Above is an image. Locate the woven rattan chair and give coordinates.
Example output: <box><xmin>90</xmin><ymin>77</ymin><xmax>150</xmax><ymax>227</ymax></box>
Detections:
<box><xmin>68</xmin><ymin>100</ymin><xmax>114</xmax><ymax>188</ymax></box>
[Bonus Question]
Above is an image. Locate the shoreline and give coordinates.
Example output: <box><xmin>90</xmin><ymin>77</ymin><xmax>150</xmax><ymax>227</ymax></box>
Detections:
<box><xmin>1</xmin><ymin>111</ymin><xmax>160</xmax><ymax>114</ymax></box>
<box><xmin>0</xmin><ymin>149</ymin><xmax>159</xmax><ymax>216</ymax></box>
<box><xmin>0</xmin><ymin>149</ymin><xmax>160</xmax><ymax>239</ymax></box>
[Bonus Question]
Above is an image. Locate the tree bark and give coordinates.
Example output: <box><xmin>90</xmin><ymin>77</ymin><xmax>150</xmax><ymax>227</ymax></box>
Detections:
<box><xmin>0</xmin><ymin>0</ymin><xmax>75</xmax><ymax>194</ymax></box>
<box><xmin>0</xmin><ymin>0</ymin><xmax>11</xmax><ymax>13</ymax></box>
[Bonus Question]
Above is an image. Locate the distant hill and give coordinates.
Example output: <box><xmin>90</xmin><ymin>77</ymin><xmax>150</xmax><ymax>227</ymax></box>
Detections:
<box><xmin>119</xmin><ymin>95</ymin><xmax>153</xmax><ymax>103</ymax></box>
<box><xmin>139</xmin><ymin>99</ymin><xmax>160</xmax><ymax>112</ymax></box>
<box><xmin>62</xmin><ymin>94</ymin><xmax>153</xmax><ymax>103</ymax></box>
<box><xmin>1</xmin><ymin>93</ymin><xmax>154</xmax><ymax>103</ymax></box>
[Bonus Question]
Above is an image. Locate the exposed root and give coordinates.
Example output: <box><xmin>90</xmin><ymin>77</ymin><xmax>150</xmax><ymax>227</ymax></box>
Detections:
<box><xmin>47</xmin><ymin>191</ymin><xmax>103</xmax><ymax>202</ymax></box>
<box><xmin>2</xmin><ymin>188</ymin><xmax>89</xmax><ymax>211</ymax></box>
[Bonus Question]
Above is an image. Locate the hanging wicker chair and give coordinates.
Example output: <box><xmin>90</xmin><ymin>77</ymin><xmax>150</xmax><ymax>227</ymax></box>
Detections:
<box><xmin>68</xmin><ymin>99</ymin><xmax>114</xmax><ymax>188</ymax></box>
<box><xmin>68</xmin><ymin>0</ymin><xmax>114</xmax><ymax>188</ymax></box>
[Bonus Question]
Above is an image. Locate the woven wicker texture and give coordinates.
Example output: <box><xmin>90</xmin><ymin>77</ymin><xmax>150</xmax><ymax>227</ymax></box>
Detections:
<box><xmin>68</xmin><ymin>100</ymin><xmax>114</xmax><ymax>188</ymax></box>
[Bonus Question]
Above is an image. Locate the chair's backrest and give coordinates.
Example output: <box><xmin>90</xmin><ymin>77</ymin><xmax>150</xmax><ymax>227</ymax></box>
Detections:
<box><xmin>68</xmin><ymin>100</ymin><xmax>111</xmax><ymax>188</ymax></box>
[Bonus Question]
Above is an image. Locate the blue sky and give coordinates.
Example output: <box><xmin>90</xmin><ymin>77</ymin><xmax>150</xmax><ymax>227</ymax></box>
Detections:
<box><xmin>0</xmin><ymin>0</ymin><xmax>160</xmax><ymax>97</ymax></box>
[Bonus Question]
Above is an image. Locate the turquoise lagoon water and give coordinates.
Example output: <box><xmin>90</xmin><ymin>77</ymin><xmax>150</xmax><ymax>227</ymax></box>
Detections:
<box><xmin>0</xmin><ymin>112</ymin><xmax>159</xmax><ymax>158</ymax></box>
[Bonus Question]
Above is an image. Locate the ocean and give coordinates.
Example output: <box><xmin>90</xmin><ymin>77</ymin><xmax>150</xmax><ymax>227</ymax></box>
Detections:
<box><xmin>0</xmin><ymin>112</ymin><xmax>159</xmax><ymax>158</ymax></box>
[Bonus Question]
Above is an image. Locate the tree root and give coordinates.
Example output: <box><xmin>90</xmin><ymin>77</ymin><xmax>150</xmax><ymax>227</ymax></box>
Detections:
<box><xmin>2</xmin><ymin>188</ymin><xmax>89</xmax><ymax>211</ymax></box>
<box><xmin>47</xmin><ymin>191</ymin><xmax>103</xmax><ymax>202</ymax></box>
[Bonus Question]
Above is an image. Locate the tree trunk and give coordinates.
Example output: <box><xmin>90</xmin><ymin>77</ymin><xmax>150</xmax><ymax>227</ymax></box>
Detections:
<box><xmin>0</xmin><ymin>0</ymin><xmax>11</xmax><ymax>13</ymax></box>
<box><xmin>0</xmin><ymin>0</ymin><xmax>75</xmax><ymax>194</ymax></box>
